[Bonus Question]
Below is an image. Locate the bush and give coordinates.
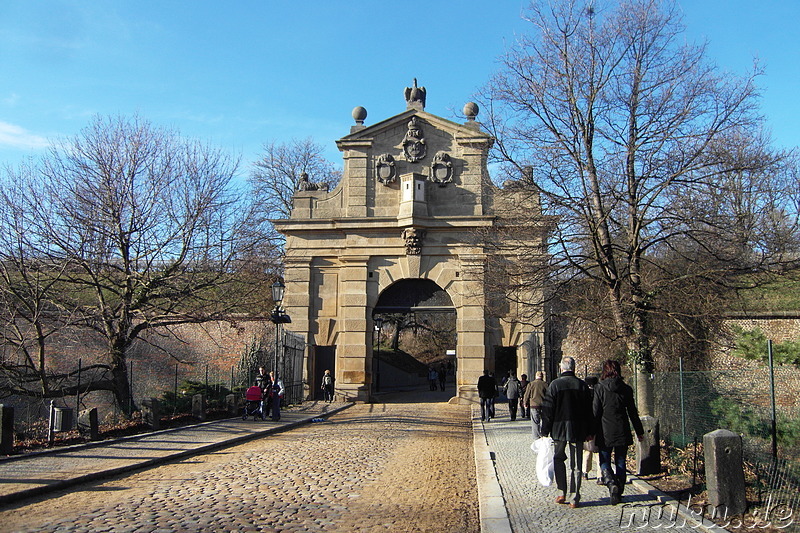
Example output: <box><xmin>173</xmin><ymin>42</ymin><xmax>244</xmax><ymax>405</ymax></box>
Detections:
<box><xmin>159</xmin><ymin>380</ymin><xmax>233</xmax><ymax>413</ymax></box>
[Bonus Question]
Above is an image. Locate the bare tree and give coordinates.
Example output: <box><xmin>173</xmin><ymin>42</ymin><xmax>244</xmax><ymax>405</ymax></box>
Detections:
<box><xmin>0</xmin><ymin>115</ymin><xmax>274</xmax><ymax>413</ymax></box>
<box><xmin>249</xmin><ymin>138</ymin><xmax>341</xmax><ymax>221</ymax></box>
<box><xmin>479</xmin><ymin>0</ymin><xmax>798</xmax><ymax>383</ymax></box>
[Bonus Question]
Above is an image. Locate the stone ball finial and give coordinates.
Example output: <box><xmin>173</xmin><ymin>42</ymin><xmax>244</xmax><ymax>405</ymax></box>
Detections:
<box><xmin>463</xmin><ymin>102</ymin><xmax>479</xmax><ymax>121</ymax></box>
<box><xmin>352</xmin><ymin>106</ymin><xmax>367</xmax><ymax>125</ymax></box>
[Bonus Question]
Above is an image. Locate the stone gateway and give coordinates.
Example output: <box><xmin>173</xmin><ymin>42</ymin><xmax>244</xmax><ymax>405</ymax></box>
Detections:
<box><xmin>274</xmin><ymin>84</ymin><xmax>551</xmax><ymax>403</ymax></box>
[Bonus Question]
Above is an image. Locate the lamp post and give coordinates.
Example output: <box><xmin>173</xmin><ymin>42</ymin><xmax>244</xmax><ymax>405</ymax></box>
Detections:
<box><xmin>374</xmin><ymin>316</ymin><xmax>384</xmax><ymax>393</ymax></box>
<box><xmin>270</xmin><ymin>280</ymin><xmax>291</xmax><ymax>378</ymax></box>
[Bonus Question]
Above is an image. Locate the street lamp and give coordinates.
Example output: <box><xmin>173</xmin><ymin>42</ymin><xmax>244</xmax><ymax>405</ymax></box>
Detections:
<box><xmin>270</xmin><ymin>280</ymin><xmax>291</xmax><ymax>377</ymax></box>
<box><xmin>374</xmin><ymin>316</ymin><xmax>384</xmax><ymax>393</ymax></box>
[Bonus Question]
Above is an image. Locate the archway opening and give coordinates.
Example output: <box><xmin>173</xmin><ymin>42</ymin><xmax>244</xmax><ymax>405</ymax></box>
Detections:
<box><xmin>372</xmin><ymin>279</ymin><xmax>456</xmax><ymax>395</ymax></box>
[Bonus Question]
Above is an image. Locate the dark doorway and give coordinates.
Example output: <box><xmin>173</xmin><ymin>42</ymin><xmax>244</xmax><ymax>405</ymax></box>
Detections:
<box><xmin>494</xmin><ymin>346</ymin><xmax>517</xmax><ymax>383</ymax></box>
<box><xmin>312</xmin><ymin>345</ymin><xmax>336</xmax><ymax>401</ymax></box>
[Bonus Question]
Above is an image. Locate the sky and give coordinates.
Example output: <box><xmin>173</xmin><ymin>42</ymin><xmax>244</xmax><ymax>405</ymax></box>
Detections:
<box><xmin>1</xmin><ymin>1</ymin><xmax>799</xmax><ymax>178</ymax></box>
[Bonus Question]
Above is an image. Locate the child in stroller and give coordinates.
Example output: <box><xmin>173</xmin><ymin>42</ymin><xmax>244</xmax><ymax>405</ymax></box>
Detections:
<box><xmin>242</xmin><ymin>384</ymin><xmax>265</xmax><ymax>420</ymax></box>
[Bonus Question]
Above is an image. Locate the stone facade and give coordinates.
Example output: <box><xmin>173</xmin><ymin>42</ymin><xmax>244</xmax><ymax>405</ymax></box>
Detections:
<box><xmin>274</xmin><ymin>86</ymin><xmax>551</xmax><ymax>403</ymax></box>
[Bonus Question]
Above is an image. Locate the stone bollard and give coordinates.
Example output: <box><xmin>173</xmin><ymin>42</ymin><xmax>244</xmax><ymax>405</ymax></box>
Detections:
<box><xmin>0</xmin><ymin>404</ymin><xmax>14</xmax><ymax>454</ymax></box>
<box><xmin>636</xmin><ymin>415</ymin><xmax>661</xmax><ymax>475</ymax></box>
<box><xmin>78</xmin><ymin>408</ymin><xmax>99</xmax><ymax>441</ymax></box>
<box><xmin>225</xmin><ymin>394</ymin><xmax>238</xmax><ymax>416</ymax></box>
<box><xmin>141</xmin><ymin>398</ymin><xmax>162</xmax><ymax>430</ymax></box>
<box><xmin>704</xmin><ymin>429</ymin><xmax>746</xmax><ymax>516</ymax></box>
<box><xmin>192</xmin><ymin>393</ymin><xmax>206</xmax><ymax>421</ymax></box>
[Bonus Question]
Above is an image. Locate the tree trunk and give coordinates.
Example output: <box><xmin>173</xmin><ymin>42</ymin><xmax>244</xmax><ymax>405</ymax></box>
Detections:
<box><xmin>110</xmin><ymin>354</ymin><xmax>135</xmax><ymax>416</ymax></box>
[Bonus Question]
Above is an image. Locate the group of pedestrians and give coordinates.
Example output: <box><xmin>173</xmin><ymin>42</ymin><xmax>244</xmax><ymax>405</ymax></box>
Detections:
<box><xmin>253</xmin><ymin>366</ymin><xmax>285</xmax><ymax>421</ymax></box>
<box><xmin>478</xmin><ymin>356</ymin><xmax>644</xmax><ymax>509</ymax></box>
<box><xmin>540</xmin><ymin>356</ymin><xmax>644</xmax><ymax>508</ymax></box>
<box><xmin>427</xmin><ymin>362</ymin><xmax>450</xmax><ymax>391</ymax></box>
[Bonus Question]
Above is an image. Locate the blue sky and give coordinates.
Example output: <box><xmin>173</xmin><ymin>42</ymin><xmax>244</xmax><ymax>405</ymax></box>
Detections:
<box><xmin>1</xmin><ymin>1</ymin><xmax>798</xmax><ymax>176</ymax></box>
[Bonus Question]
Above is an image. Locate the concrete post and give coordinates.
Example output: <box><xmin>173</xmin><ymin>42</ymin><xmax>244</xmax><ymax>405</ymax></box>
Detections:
<box><xmin>141</xmin><ymin>398</ymin><xmax>162</xmax><ymax>430</ymax></box>
<box><xmin>704</xmin><ymin>429</ymin><xmax>746</xmax><ymax>516</ymax></box>
<box><xmin>192</xmin><ymin>393</ymin><xmax>206</xmax><ymax>421</ymax></box>
<box><xmin>636</xmin><ymin>415</ymin><xmax>661</xmax><ymax>475</ymax></box>
<box><xmin>225</xmin><ymin>394</ymin><xmax>238</xmax><ymax>416</ymax></box>
<box><xmin>0</xmin><ymin>404</ymin><xmax>14</xmax><ymax>454</ymax></box>
<box><xmin>77</xmin><ymin>408</ymin><xmax>99</xmax><ymax>441</ymax></box>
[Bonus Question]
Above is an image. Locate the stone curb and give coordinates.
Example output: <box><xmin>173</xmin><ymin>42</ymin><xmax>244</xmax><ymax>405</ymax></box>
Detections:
<box><xmin>472</xmin><ymin>407</ymin><xmax>513</xmax><ymax>533</ymax></box>
<box><xmin>0</xmin><ymin>402</ymin><xmax>354</xmax><ymax>506</ymax></box>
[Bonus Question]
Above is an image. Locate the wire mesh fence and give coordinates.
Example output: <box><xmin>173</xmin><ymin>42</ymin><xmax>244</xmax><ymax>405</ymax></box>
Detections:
<box><xmin>653</xmin><ymin>361</ymin><xmax>800</xmax><ymax>529</ymax></box>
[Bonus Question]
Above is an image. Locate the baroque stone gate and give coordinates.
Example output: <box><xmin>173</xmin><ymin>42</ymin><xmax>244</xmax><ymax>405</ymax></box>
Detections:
<box><xmin>274</xmin><ymin>83</ymin><xmax>551</xmax><ymax>402</ymax></box>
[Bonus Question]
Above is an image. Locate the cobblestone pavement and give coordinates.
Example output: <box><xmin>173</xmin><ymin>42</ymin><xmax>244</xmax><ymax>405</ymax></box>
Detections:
<box><xmin>0</xmin><ymin>389</ymin><xmax>478</xmax><ymax>533</ymax></box>
<box><xmin>482</xmin><ymin>402</ymin><xmax>712</xmax><ymax>533</ymax></box>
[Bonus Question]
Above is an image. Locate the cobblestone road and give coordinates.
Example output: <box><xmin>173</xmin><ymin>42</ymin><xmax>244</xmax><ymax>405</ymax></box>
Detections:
<box><xmin>1</xmin><ymin>390</ymin><xmax>478</xmax><ymax>533</ymax></box>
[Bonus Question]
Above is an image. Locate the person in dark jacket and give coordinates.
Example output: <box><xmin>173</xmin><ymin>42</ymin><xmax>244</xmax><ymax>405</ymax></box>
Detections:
<box><xmin>477</xmin><ymin>369</ymin><xmax>498</xmax><ymax>421</ymax></box>
<box><xmin>518</xmin><ymin>374</ymin><xmax>530</xmax><ymax>419</ymax></box>
<box><xmin>593</xmin><ymin>359</ymin><xmax>644</xmax><ymax>505</ymax></box>
<box><xmin>541</xmin><ymin>356</ymin><xmax>593</xmax><ymax>508</ymax></box>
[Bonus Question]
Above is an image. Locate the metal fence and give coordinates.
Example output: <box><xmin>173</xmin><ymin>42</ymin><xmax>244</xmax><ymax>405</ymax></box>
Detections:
<box><xmin>653</xmin><ymin>361</ymin><xmax>800</xmax><ymax>529</ymax></box>
<box><xmin>5</xmin><ymin>328</ymin><xmax>307</xmax><ymax>439</ymax></box>
<box><xmin>652</xmin><ymin>364</ymin><xmax>799</xmax><ymax>463</ymax></box>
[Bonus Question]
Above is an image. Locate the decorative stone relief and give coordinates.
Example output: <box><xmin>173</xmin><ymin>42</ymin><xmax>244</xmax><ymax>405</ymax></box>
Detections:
<box><xmin>375</xmin><ymin>153</ymin><xmax>397</xmax><ymax>185</ymax></box>
<box><xmin>402</xmin><ymin>116</ymin><xmax>427</xmax><ymax>163</ymax></box>
<box><xmin>429</xmin><ymin>151</ymin><xmax>453</xmax><ymax>186</ymax></box>
<box><xmin>402</xmin><ymin>227</ymin><xmax>426</xmax><ymax>255</ymax></box>
<box><xmin>297</xmin><ymin>172</ymin><xmax>329</xmax><ymax>192</ymax></box>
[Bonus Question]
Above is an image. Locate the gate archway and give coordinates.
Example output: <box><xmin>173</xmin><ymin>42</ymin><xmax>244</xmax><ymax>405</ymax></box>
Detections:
<box><xmin>274</xmin><ymin>84</ymin><xmax>552</xmax><ymax>402</ymax></box>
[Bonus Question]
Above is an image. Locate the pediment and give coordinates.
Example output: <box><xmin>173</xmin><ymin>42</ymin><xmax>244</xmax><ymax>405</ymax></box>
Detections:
<box><xmin>337</xmin><ymin>109</ymin><xmax>491</xmax><ymax>148</ymax></box>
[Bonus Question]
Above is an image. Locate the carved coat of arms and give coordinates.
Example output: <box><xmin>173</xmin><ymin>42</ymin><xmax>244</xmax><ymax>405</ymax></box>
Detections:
<box><xmin>402</xmin><ymin>116</ymin><xmax>426</xmax><ymax>163</ymax></box>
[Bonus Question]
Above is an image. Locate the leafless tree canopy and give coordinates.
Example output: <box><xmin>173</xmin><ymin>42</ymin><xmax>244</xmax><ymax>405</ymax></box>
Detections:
<box><xmin>479</xmin><ymin>0</ymin><xmax>800</xmax><ymax>369</ymax></box>
<box><xmin>0</xmin><ymin>115</ymin><xmax>275</xmax><ymax>411</ymax></box>
<box><xmin>249</xmin><ymin>138</ymin><xmax>341</xmax><ymax>221</ymax></box>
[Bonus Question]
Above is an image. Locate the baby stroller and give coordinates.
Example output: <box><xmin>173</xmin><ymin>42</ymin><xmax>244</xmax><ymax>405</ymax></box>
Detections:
<box><xmin>242</xmin><ymin>385</ymin><xmax>265</xmax><ymax>420</ymax></box>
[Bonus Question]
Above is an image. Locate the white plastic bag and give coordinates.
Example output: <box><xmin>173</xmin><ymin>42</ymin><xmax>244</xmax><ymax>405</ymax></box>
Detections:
<box><xmin>533</xmin><ymin>436</ymin><xmax>555</xmax><ymax>487</ymax></box>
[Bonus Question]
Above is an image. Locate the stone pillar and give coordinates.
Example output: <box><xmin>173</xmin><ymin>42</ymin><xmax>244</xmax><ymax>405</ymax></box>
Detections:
<box><xmin>455</xmin><ymin>254</ymin><xmax>488</xmax><ymax>403</ymax></box>
<box><xmin>225</xmin><ymin>394</ymin><xmax>238</xmax><ymax>416</ymax></box>
<box><xmin>141</xmin><ymin>398</ymin><xmax>162</xmax><ymax>430</ymax></box>
<box><xmin>339</xmin><ymin>256</ymin><xmax>371</xmax><ymax>402</ymax></box>
<box><xmin>704</xmin><ymin>429</ymin><xmax>746</xmax><ymax>516</ymax></box>
<box><xmin>0</xmin><ymin>404</ymin><xmax>14</xmax><ymax>454</ymax></box>
<box><xmin>192</xmin><ymin>394</ymin><xmax>206</xmax><ymax>421</ymax></box>
<box><xmin>636</xmin><ymin>416</ymin><xmax>661</xmax><ymax>475</ymax></box>
<box><xmin>77</xmin><ymin>408</ymin><xmax>99</xmax><ymax>441</ymax></box>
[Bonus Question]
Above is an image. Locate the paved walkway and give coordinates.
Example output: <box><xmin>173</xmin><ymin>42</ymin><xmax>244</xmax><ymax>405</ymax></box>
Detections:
<box><xmin>476</xmin><ymin>401</ymin><xmax>719</xmax><ymax>533</ymax></box>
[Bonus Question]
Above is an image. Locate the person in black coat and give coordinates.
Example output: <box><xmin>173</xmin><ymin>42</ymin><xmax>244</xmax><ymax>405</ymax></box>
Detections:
<box><xmin>592</xmin><ymin>359</ymin><xmax>645</xmax><ymax>505</ymax></box>
<box><xmin>477</xmin><ymin>369</ymin><xmax>498</xmax><ymax>421</ymax></box>
<box><xmin>541</xmin><ymin>356</ymin><xmax>593</xmax><ymax>508</ymax></box>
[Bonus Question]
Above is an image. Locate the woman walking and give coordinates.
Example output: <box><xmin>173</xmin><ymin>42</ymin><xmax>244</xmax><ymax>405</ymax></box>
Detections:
<box><xmin>592</xmin><ymin>360</ymin><xmax>644</xmax><ymax>505</ymax></box>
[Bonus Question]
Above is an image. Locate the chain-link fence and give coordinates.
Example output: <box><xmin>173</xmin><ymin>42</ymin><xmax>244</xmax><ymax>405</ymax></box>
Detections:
<box><xmin>653</xmin><ymin>364</ymin><xmax>799</xmax><ymax>463</ymax></box>
<box><xmin>653</xmin><ymin>361</ymin><xmax>800</xmax><ymax>530</ymax></box>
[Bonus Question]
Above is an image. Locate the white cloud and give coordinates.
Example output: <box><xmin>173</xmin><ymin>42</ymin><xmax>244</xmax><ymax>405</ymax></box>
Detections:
<box><xmin>0</xmin><ymin>121</ymin><xmax>49</xmax><ymax>150</ymax></box>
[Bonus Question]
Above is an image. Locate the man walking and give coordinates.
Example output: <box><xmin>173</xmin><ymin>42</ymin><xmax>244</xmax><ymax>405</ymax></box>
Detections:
<box><xmin>503</xmin><ymin>371</ymin><xmax>522</xmax><ymax>421</ymax></box>
<box><xmin>524</xmin><ymin>371</ymin><xmax>547</xmax><ymax>438</ymax></box>
<box><xmin>477</xmin><ymin>369</ymin><xmax>497</xmax><ymax>421</ymax></box>
<box><xmin>541</xmin><ymin>357</ymin><xmax>592</xmax><ymax>508</ymax></box>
